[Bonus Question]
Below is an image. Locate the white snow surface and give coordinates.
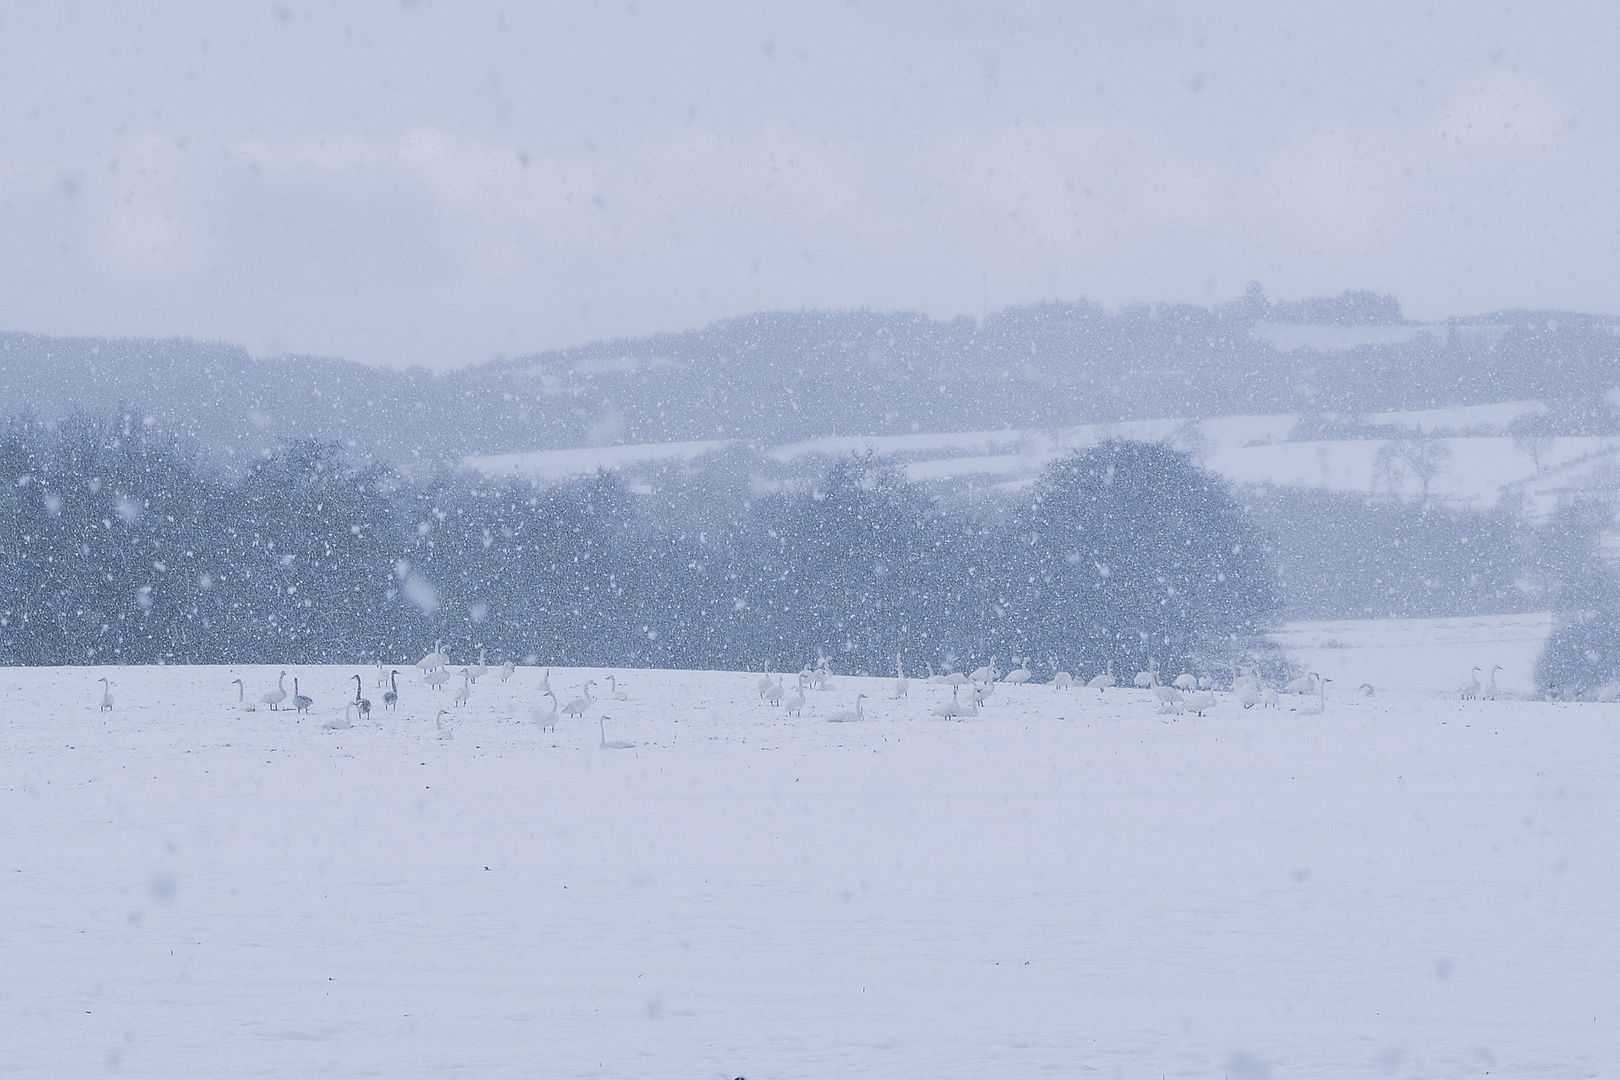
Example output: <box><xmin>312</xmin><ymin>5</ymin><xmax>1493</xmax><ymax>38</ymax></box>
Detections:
<box><xmin>1274</xmin><ymin>613</ymin><xmax>1554</xmax><ymax>695</ymax></box>
<box><xmin>463</xmin><ymin>401</ymin><xmax>1620</xmax><ymax>518</ymax></box>
<box><xmin>5</xmin><ymin>629</ymin><xmax>1617</xmax><ymax>1077</ymax></box>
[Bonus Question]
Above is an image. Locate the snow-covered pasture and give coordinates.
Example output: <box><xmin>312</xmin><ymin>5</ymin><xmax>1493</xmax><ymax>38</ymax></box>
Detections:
<box><xmin>1275</xmin><ymin>613</ymin><xmax>1555</xmax><ymax>696</ymax></box>
<box><xmin>4</xmin><ymin>636</ymin><xmax>1617</xmax><ymax>1076</ymax></box>
<box><xmin>464</xmin><ymin>401</ymin><xmax>1620</xmax><ymax>517</ymax></box>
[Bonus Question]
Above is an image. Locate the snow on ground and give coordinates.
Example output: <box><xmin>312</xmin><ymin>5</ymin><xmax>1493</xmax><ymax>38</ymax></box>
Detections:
<box><xmin>469</xmin><ymin>438</ymin><xmax>729</xmax><ymax>481</ymax></box>
<box><xmin>1206</xmin><ymin>436</ymin><xmax>1616</xmax><ymax>508</ymax></box>
<box><xmin>463</xmin><ymin>404</ymin><xmax>1618</xmax><ymax>515</ymax></box>
<box><xmin>4</xmin><ymin>619</ymin><xmax>1617</xmax><ymax>1077</ymax></box>
<box><xmin>1275</xmin><ymin>613</ymin><xmax>1554</xmax><ymax>696</ymax></box>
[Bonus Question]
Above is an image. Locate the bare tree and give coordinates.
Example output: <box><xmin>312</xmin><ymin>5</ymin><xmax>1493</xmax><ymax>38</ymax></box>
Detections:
<box><xmin>1169</xmin><ymin>419</ymin><xmax>1215</xmax><ymax>466</ymax></box>
<box><xmin>1509</xmin><ymin>412</ymin><xmax>1555</xmax><ymax>474</ymax></box>
<box><xmin>1373</xmin><ymin>436</ymin><xmax>1452</xmax><ymax>502</ymax></box>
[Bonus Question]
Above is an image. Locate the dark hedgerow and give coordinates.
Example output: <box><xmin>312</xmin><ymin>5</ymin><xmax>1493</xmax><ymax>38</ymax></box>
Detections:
<box><xmin>0</xmin><ymin>414</ymin><xmax>1280</xmax><ymax>676</ymax></box>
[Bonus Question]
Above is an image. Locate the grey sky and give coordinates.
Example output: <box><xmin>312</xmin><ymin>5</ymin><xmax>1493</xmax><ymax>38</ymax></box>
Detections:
<box><xmin>1</xmin><ymin>1</ymin><xmax>1615</xmax><ymax>369</ymax></box>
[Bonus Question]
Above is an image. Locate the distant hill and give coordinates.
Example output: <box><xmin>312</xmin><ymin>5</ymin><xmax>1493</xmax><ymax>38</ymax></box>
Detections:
<box><xmin>4</xmin><ymin>291</ymin><xmax>1618</xmax><ymax>470</ymax></box>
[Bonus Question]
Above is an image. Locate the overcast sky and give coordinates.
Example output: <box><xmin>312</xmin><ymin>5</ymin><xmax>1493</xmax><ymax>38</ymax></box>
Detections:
<box><xmin>1</xmin><ymin>1</ymin><xmax>1616</xmax><ymax>369</ymax></box>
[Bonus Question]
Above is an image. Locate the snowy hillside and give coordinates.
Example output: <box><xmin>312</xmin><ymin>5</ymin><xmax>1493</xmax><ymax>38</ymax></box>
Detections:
<box><xmin>468</xmin><ymin>399</ymin><xmax>1620</xmax><ymax>520</ymax></box>
<box><xmin>8</xmin><ymin>300</ymin><xmax>1620</xmax><ymax>474</ymax></box>
<box><xmin>5</xmin><ymin>618</ymin><xmax>1615</xmax><ymax>1077</ymax></box>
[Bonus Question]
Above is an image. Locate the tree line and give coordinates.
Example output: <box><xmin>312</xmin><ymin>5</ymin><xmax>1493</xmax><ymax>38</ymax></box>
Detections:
<box><xmin>0</xmin><ymin>414</ymin><xmax>1277</xmax><ymax>678</ymax></box>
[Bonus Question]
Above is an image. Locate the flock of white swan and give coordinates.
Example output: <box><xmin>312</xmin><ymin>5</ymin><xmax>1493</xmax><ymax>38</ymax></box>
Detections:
<box><xmin>87</xmin><ymin>649</ymin><xmax>1517</xmax><ymax>749</ymax></box>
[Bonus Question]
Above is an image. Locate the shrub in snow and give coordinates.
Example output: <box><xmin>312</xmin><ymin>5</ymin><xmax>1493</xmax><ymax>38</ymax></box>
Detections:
<box><xmin>1535</xmin><ymin>613</ymin><xmax>1620</xmax><ymax>699</ymax></box>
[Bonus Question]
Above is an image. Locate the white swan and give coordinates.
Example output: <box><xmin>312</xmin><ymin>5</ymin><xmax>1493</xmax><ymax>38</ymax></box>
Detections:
<box><xmin>1183</xmin><ymin>689</ymin><xmax>1217</xmax><ymax>716</ymax></box>
<box><xmin>1134</xmin><ymin>658</ymin><xmax>1158</xmax><ymax>689</ymax></box>
<box><xmin>374</xmin><ymin>660</ymin><xmax>389</xmax><ymax>688</ymax></box>
<box><xmin>785</xmin><ymin>685</ymin><xmax>806</xmax><ymax>718</ymax></box>
<box><xmin>452</xmin><ymin>668</ymin><xmax>471</xmax><ymax>707</ymax></box>
<box><xmin>261</xmin><ymin>671</ymin><xmax>287</xmax><ymax>711</ymax></box>
<box><xmin>1458</xmin><ymin>666</ymin><xmax>1482</xmax><ymax>700</ymax></box>
<box><xmin>931</xmin><ymin>685</ymin><xmax>961</xmax><ymax>720</ymax></box>
<box><xmin>560</xmin><ymin>681</ymin><xmax>596</xmax><ymax>718</ymax></box>
<box><xmin>1483</xmin><ymin>665</ymin><xmax>1502</xmax><ymax>701</ymax></box>
<box><xmin>969</xmin><ymin>657</ymin><xmax>999</xmax><ymax>683</ymax></box>
<box><xmin>1283</xmin><ymin>672</ymin><xmax>1319</xmax><ymax>695</ymax></box>
<box><xmin>1297</xmin><ymin>677</ymin><xmax>1331</xmax><ymax>716</ymax></box>
<box><xmin>756</xmin><ymin>661</ymin><xmax>774</xmax><ymax>699</ymax></box>
<box><xmin>607</xmin><ymin>674</ymin><xmax>629</xmax><ymax>701</ymax></box>
<box><xmin>230</xmin><ymin>678</ymin><xmax>256</xmax><ymax>712</ymax></box>
<box><xmin>1262</xmin><ymin>685</ymin><xmax>1281</xmax><ymax>709</ymax></box>
<box><xmin>1048</xmin><ymin>657</ymin><xmax>1073</xmax><ymax>689</ymax></box>
<box><xmin>292</xmin><ymin>677</ymin><xmax>313</xmax><ymax>714</ymax></box>
<box><xmin>827</xmin><ymin>693</ymin><xmax>866</xmax><ymax>723</ymax></box>
<box><xmin>497</xmin><ymin>660</ymin><xmax>515</xmax><ymax>682</ymax></box>
<box><xmin>435</xmin><ymin>708</ymin><xmax>454</xmax><ymax>740</ymax></box>
<box><xmin>893</xmin><ymin>654</ymin><xmax>909</xmax><ymax>699</ymax></box>
<box><xmin>1235</xmin><ymin>679</ymin><xmax>1260</xmax><ymax>709</ymax></box>
<box><xmin>1003</xmin><ymin>657</ymin><xmax>1032</xmax><ymax>685</ymax></box>
<box><xmin>764</xmin><ymin>678</ymin><xmax>784</xmax><ymax>707</ymax></box>
<box><xmin>530</xmin><ymin>691</ymin><xmax>559</xmax><ymax>731</ymax></box>
<box><xmin>384</xmin><ymin>670</ymin><xmax>400</xmax><ymax>711</ymax></box>
<box><xmin>424</xmin><ymin>666</ymin><xmax>451</xmax><ymax>691</ymax></box>
<box><xmin>468</xmin><ymin>648</ymin><xmax>488</xmax><ymax>684</ymax></box>
<box><xmin>599</xmin><ymin>716</ymin><xmax>634</xmax><ymax>750</ymax></box>
<box><xmin>1172</xmin><ymin>673</ymin><xmax>1198</xmax><ymax>691</ymax></box>
<box><xmin>324</xmin><ymin>702</ymin><xmax>354</xmax><ymax>730</ymax></box>
<box><xmin>1151</xmin><ymin>682</ymin><xmax>1183</xmax><ymax>706</ymax></box>
<box><xmin>418</xmin><ymin>639</ymin><xmax>444</xmax><ymax>672</ymax></box>
<box><xmin>925</xmin><ymin>661</ymin><xmax>948</xmax><ymax>685</ymax></box>
<box><xmin>1087</xmin><ymin>661</ymin><xmax>1116</xmax><ymax>692</ymax></box>
<box><xmin>98</xmin><ymin>677</ymin><xmax>114</xmax><ymax>712</ymax></box>
<box><xmin>351</xmin><ymin>674</ymin><xmax>371</xmax><ymax>720</ymax></box>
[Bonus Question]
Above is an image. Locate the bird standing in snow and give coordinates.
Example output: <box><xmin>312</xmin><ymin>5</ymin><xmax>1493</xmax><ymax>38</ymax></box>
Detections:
<box><xmin>1458</xmin><ymin>667</ymin><xmax>1482</xmax><ymax>700</ymax></box>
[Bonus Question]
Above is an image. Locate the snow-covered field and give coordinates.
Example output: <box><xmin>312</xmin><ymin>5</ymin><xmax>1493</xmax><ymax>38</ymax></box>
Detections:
<box><xmin>464</xmin><ymin>400</ymin><xmax>1620</xmax><ymax>517</ymax></box>
<box><xmin>1275</xmin><ymin>613</ymin><xmax>1556</xmax><ymax>696</ymax></box>
<box><xmin>5</xmin><ymin>618</ymin><xmax>1617</xmax><ymax>1077</ymax></box>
